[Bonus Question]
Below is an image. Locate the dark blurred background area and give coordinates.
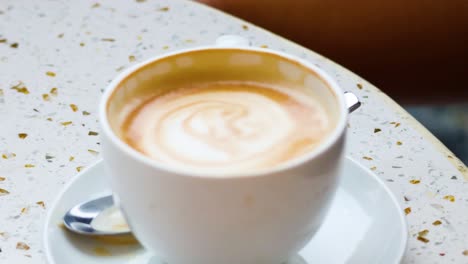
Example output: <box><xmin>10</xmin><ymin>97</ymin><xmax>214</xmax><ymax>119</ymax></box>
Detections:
<box><xmin>199</xmin><ymin>0</ymin><xmax>468</xmax><ymax>163</ymax></box>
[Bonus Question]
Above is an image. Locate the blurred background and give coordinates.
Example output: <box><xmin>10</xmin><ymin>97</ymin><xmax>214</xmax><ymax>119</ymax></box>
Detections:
<box><xmin>199</xmin><ymin>0</ymin><xmax>468</xmax><ymax>163</ymax></box>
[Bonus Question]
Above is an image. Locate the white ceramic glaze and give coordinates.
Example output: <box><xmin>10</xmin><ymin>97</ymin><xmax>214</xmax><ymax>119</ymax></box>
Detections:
<box><xmin>99</xmin><ymin>37</ymin><xmax>348</xmax><ymax>264</ymax></box>
<box><xmin>1</xmin><ymin>1</ymin><xmax>466</xmax><ymax>263</ymax></box>
<box><xmin>44</xmin><ymin>158</ymin><xmax>407</xmax><ymax>264</ymax></box>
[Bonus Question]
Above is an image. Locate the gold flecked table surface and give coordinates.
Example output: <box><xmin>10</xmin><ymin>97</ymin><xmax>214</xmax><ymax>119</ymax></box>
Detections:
<box><xmin>0</xmin><ymin>0</ymin><xmax>467</xmax><ymax>263</ymax></box>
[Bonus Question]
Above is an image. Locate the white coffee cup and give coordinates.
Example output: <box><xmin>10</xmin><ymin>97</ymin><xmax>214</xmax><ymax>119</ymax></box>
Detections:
<box><xmin>100</xmin><ymin>36</ymin><xmax>359</xmax><ymax>264</ymax></box>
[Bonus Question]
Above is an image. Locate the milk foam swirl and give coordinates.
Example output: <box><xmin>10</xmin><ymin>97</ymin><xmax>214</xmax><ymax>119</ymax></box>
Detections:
<box><xmin>124</xmin><ymin>82</ymin><xmax>328</xmax><ymax>173</ymax></box>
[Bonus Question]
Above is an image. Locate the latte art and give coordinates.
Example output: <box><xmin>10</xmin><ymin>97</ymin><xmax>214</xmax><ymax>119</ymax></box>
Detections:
<box><xmin>123</xmin><ymin>82</ymin><xmax>329</xmax><ymax>173</ymax></box>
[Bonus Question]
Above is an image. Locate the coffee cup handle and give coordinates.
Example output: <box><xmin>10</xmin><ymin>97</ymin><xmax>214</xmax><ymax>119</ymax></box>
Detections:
<box><xmin>344</xmin><ymin>92</ymin><xmax>361</xmax><ymax>113</ymax></box>
<box><xmin>215</xmin><ymin>35</ymin><xmax>250</xmax><ymax>47</ymax></box>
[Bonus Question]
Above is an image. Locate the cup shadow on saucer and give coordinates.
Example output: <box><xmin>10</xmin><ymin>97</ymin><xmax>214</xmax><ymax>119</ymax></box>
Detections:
<box><xmin>286</xmin><ymin>254</ymin><xmax>308</xmax><ymax>264</ymax></box>
<box><xmin>63</xmin><ymin>227</ymin><xmax>308</xmax><ymax>264</ymax></box>
<box><xmin>145</xmin><ymin>254</ymin><xmax>308</xmax><ymax>264</ymax></box>
<box><xmin>62</xmin><ymin>227</ymin><xmax>143</xmax><ymax>258</ymax></box>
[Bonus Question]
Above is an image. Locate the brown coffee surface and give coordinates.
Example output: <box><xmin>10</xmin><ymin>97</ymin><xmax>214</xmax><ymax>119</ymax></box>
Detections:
<box><xmin>122</xmin><ymin>81</ymin><xmax>329</xmax><ymax>174</ymax></box>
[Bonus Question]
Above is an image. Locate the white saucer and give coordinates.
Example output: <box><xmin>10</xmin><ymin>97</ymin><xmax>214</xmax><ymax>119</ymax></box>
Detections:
<box><xmin>44</xmin><ymin>157</ymin><xmax>407</xmax><ymax>264</ymax></box>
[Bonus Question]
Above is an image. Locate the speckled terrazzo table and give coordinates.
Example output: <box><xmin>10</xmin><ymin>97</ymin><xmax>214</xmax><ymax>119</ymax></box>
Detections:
<box><xmin>0</xmin><ymin>0</ymin><xmax>467</xmax><ymax>263</ymax></box>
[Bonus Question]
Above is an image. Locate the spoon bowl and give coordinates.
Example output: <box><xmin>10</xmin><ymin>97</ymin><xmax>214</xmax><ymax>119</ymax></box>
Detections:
<box><xmin>63</xmin><ymin>195</ymin><xmax>131</xmax><ymax>236</ymax></box>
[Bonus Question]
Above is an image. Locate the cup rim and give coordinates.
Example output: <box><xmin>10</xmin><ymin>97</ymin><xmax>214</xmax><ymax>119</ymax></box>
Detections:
<box><xmin>99</xmin><ymin>46</ymin><xmax>348</xmax><ymax>179</ymax></box>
